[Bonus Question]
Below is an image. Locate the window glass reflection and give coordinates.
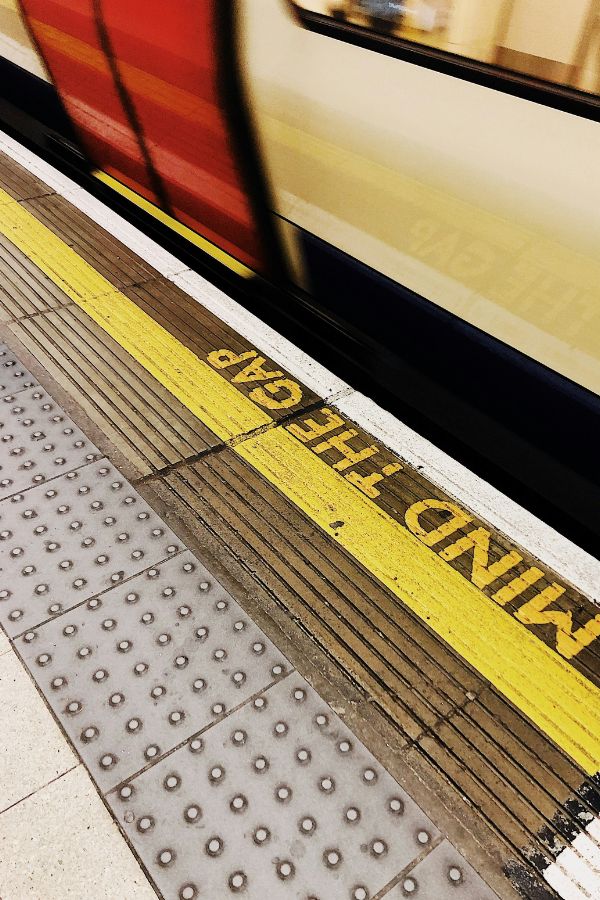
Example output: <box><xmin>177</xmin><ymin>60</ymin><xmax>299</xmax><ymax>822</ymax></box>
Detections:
<box><xmin>294</xmin><ymin>0</ymin><xmax>600</xmax><ymax>96</ymax></box>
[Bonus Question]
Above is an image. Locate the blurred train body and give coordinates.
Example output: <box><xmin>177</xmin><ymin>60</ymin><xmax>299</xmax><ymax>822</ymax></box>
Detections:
<box><xmin>1</xmin><ymin>0</ymin><xmax>599</xmax><ymax>537</ymax></box>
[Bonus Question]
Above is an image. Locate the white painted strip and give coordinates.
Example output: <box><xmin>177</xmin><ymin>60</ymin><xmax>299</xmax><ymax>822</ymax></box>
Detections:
<box><xmin>335</xmin><ymin>392</ymin><xmax>600</xmax><ymax>602</ymax></box>
<box><xmin>544</xmin><ymin>817</ymin><xmax>600</xmax><ymax>900</ymax></box>
<box><xmin>0</xmin><ymin>130</ymin><xmax>598</xmax><ymax>603</ymax></box>
<box><xmin>170</xmin><ymin>270</ymin><xmax>350</xmax><ymax>399</ymax></box>
<box><xmin>0</xmin><ymin>131</ymin><xmax>188</xmax><ymax>278</ymax></box>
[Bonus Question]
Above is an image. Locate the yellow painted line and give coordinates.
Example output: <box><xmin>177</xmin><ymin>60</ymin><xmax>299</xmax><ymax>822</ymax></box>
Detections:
<box><xmin>0</xmin><ymin>192</ymin><xmax>267</xmax><ymax>438</ymax></box>
<box><xmin>0</xmin><ymin>190</ymin><xmax>599</xmax><ymax>773</ymax></box>
<box><xmin>92</xmin><ymin>170</ymin><xmax>254</xmax><ymax>279</ymax></box>
<box><xmin>238</xmin><ymin>430</ymin><xmax>600</xmax><ymax>773</ymax></box>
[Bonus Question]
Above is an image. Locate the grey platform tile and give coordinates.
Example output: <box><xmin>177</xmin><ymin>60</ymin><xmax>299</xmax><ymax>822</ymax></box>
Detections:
<box><xmin>388</xmin><ymin>839</ymin><xmax>498</xmax><ymax>898</ymax></box>
<box><xmin>0</xmin><ymin>386</ymin><xmax>100</xmax><ymax>499</ymax></box>
<box><xmin>0</xmin><ymin>460</ymin><xmax>182</xmax><ymax>636</ymax></box>
<box><xmin>0</xmin><ymin>344</ymin><xmax>37</xmax><ymax>397</ymax></box>
<box><xmin>108</xmin><ymin>675</ymin><xmax>441</xmax><ymax>900</ymax></box>
<box><xmin>19</xmin><ymin>551</ymin><xmax>291</xmax><ymax>790</ymax></box>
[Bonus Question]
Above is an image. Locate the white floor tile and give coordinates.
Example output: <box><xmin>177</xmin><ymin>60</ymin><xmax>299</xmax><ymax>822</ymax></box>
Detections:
<box><xmin>0</xmin><ymin>651</ymin><xmax>76</xmax><ymax>811</ymax></box>
<box><xmin>0</xmin><ymin>629</ymin><xmax>9</xmax><ymax>656</ymax></box>
<box><xmin>0</xmin><ymin>765</ymin><xmax>156</xmax><ymax>899</ymax></box>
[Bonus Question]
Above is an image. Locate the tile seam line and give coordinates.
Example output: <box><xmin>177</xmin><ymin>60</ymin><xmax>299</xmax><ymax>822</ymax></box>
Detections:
<box><xmin>0</xmin><ymin>453</ymin><xmax>103</xmax><ymax>504</ymax></box>
<box><xmin>164</xmin><ymin>462</ymin><xmax>479</xmax><ymax>722</ymax></box>
<box><xmin>134</xmin><ymin>397</ymin><xmax>327</xmax><ymax>483</ymax></box>
<box><xmin>0</xmin><ymin>761</ymin><xmax>80</xmax><ymax>817</ymax></box>
<box><xmin>7</xmin><ymin>575</ymin><xmax>166</xmax><ymax>900</ymax></box>
<box><xmin>374</xmin><ymin>833</ymin><xmax>446</xmax><ymax>898</ymax></box>
<box><xmin>9</xmin><ymin>547</ymin><xmax>187</xmax><ymax>642</ymax></box>
<box><xmin>0</xmin><ymin>184</ymin><xmax>599</xmax><ymax>773</ymax></box>
<box><xmin>0</xmin><ymin>129</ymin><xmax>594</xmax><ymax>598</ymax></box>
<box><xmin>105</xmin><ymin>670</ymin><xmax>297</xmax><ymax>796</ymax></box>
<box><xmin>3</xmin><ymin>300</ymin><xmax>76</xmax><ymax>323</ymax></box>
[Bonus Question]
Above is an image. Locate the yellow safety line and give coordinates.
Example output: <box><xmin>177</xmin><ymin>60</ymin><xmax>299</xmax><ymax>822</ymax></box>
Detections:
<box><xmin>1</xmin><ymin>189</ymin><xmax>599</xmax><ymax>774</ymax></box>
<box><xmin>92</xmin><ymin>170</ymin><xmax>255</xmax><ymax>279</ymax></box>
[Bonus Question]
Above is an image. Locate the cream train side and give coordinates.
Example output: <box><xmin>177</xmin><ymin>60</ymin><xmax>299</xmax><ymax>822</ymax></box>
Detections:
<box><xmin>241</xmin><ymin>0</ymin><xmax>600</xmax><ymax>398</ymax></box>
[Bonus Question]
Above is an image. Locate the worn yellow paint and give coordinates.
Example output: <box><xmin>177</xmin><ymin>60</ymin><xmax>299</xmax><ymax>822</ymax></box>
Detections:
<box><xmin>0</xmin><ymin>188</ymin><xmax>599</xmax><ymax>773</ymax></box>
<box><xmin>0</xmin><ymin>192</ymin><xmax>267</xmax><ymax>439</ymax></box>
<box><xmin>237</xmin><ymin>429</ymin><xmax>600</xmax><ymax>774</ymax></box>
<box><xmin>92</xmin><ymin>171</ymin><xmax>254</xmax><ymax>278</ymax></box>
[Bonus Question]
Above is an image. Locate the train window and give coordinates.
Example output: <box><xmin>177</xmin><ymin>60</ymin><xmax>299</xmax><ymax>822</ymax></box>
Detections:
<box><xmin>291</xmin><ymin>1</ymin><xmax>600</xmax><ymax>100</ymax></box>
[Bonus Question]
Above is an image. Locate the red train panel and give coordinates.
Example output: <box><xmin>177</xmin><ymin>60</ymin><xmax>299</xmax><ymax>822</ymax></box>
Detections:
<box><xmin>19</xmin><ymin>0</ymin><xmax>159</xmax><ymax>202</ymax></box>
<box><xmin>100</xmin><ymin>0</ymin><xmax>264</xmax><ymax>269</ymax></box>
<box><xmin>19</xmin><ymin>0</ymin><xmax>266</xmax><ymax>272</ymax></box>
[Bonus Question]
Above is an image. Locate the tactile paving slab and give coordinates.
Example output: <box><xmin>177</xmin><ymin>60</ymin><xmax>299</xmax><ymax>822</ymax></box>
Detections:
<box><xmin>0</xmin><ymin>346</ymin><xmax>500</xmax><ymax>898</ymax></box>
<box><xmin>19</xmin><ymin>551</ymin><xmax>291</xmax><ymax>790</ymax></box>
<box><xmin>0</xmin><ymin>460</ymin><xmax>181</xmax><ymax>635</ymax></box>
<box><xmin>108</xmin><ymin>675</ymin><xmax>442</xmax><ymax>900</ymax></box>
<box><xmin>0</xmin><ymin>385</ymin><xmax>100</xmax><ymax>500</ymax></box>
<box><xmin>0</xmin><ymin>344</ymin><xmax>37</xmax><ymax>397</ymax></box>
<box><xmin>390</xmin><ymin>839</ymin><xmax>497</xmax><ymax>898</ymax></box>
